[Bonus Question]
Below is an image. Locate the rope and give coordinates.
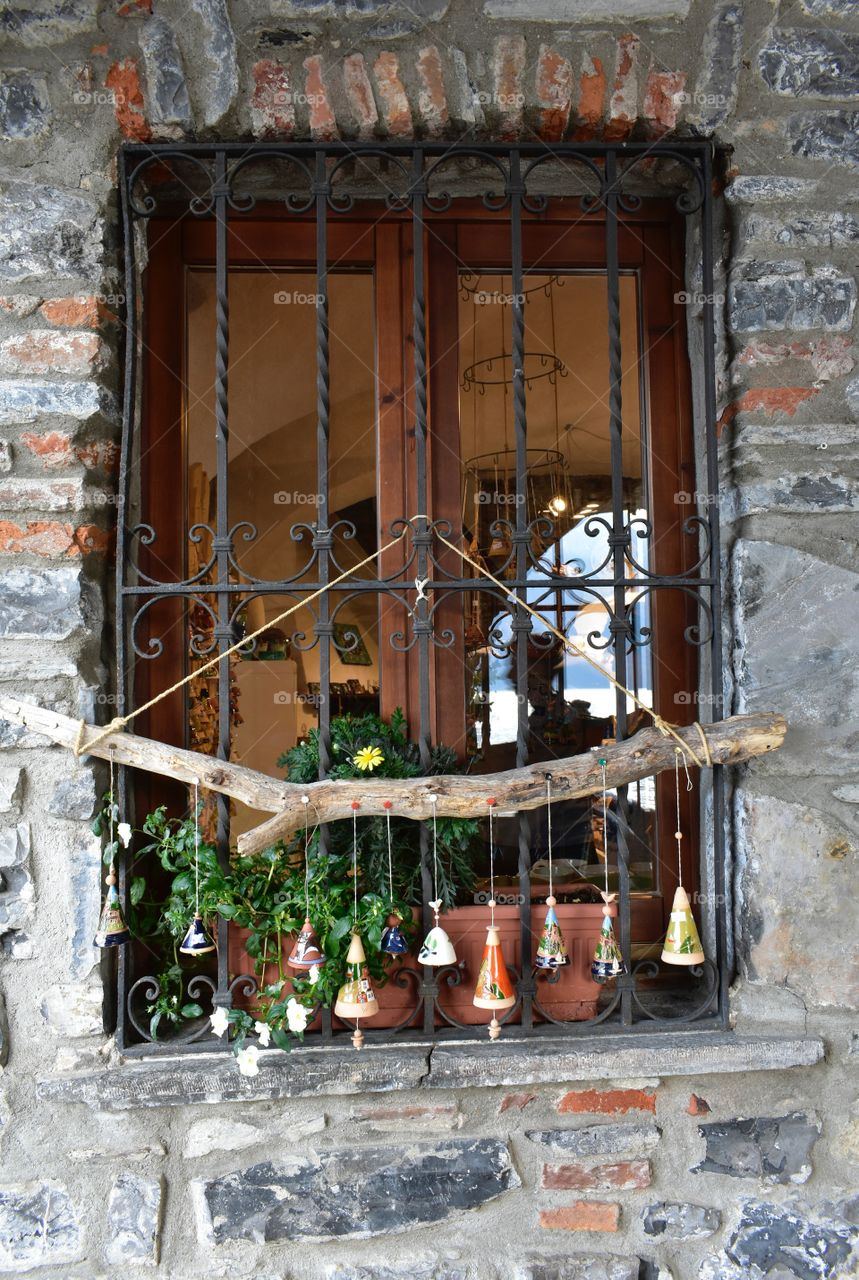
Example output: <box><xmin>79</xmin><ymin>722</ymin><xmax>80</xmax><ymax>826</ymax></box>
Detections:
<box><xmin>75</xmin><ymin>516</ymin><xmax>711</xmax><ymax>771</ymax></box>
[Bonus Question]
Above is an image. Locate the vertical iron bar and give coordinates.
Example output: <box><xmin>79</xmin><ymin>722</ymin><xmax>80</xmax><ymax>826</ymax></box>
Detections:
<box><xmin>113</xmin><ymin>148</ymin><xmax>137</xmax><ymax>1049</ymax></box>
<box><xmin>314</xmin><ymin>149</ymin><xmax>334</xmax><ymax>1041</ymax></box>
<box><xmin>700</xmin><ymin>145</ymin><xmax>729</xmax><ymax>1027</ymax></box>
<box><xmin>212</xmin><ymin>150</ymin><xmax>232</xmax><ymax>1018</ymax></box>
<box><xmin>604</xmin><ymin>151</ymin><xmax>633</xmax><ymax>1024</ymax></box>
<box><xmin>411</xmin><ymin>149</ymin><xmax>435</xmax><ymax>1036</ymax></box>
<box><xmin>510</xmin><ymin>150</ymin><xmax>534</xmax><ymax>1029</ymax></box>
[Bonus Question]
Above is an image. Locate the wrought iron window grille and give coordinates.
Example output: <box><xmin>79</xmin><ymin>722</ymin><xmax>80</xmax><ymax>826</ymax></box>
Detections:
<box><xmin>115</xmin><ymin>140</ymin><xmax>727</xmax><ymax>1055</ymax></box>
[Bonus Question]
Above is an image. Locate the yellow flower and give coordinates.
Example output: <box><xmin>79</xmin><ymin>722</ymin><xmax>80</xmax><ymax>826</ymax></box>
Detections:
<box><xmin>353</xmin><ymin>746</ymin><xmax>384</xmax><ymax>772</ymax></box>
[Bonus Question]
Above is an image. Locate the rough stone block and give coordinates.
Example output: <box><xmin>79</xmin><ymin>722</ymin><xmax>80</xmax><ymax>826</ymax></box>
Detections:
<box><xmin>0</xmin><ymin>1183</ymin><xmax>83</xmax><ymax>1273</ymax></box>
<box><xmin>0</xmin><ymin>182</ymin><xmax>102</xmax><ymax>283</ymax></box>
<box><xmin>0</xmin><ymin>823</ymin><xmax>28</xmax><ymax>868</ymax></box>
<box><xmin>484</xmin><ymin>0</ymin><xmax>688</xmax><ymax>15</ymax></box>
<box><xmin>0</xmin><ymin>71</ymin><xmax>50</xmax><ymax>140</ymax></box>
<box><xmin>47</xmin><ymin>769</ymin><xmax>96</xmax><ymax>820</ymax></box>
<box><xmin>105</xmin><ymin>1173</ymin><xmax>162</xmax><ymax>1265</ymax></box>
<box><xmin>740</xmin><ymin>211</ymin><xmax>859</xmax><ymax>249</ymax></box>
<box><xmin>701</xmin><ymin>1200</ymin><xmax>858</xmax><ymax>1279</ymax></box>
<box><xmin>349</xmin><ymin>1103</ymin><xmax>460</xmax><ymax>1131</ymax></box>
<box><xmin>643</xmin><ymin>1201</ymin><xmax>720</xmax><ymax>1239</ymax></box>
<box><xmin>189</xmin><ymin>0</ymin><xmax>237</xmax><ymax>128</ymax></box>
<box><xmin>0</xmin><ymin>379</ymin><xmax>109</xmax><ymax>424</ymax></box>
<box><xmin>790</xmin><ymin>111</ymin><xmax>859</xmax><ymax>168</ymax></box>
<box><xmin>689</xmin><ymin>3</ymin><xmax>742</xmax><ymax>132</ymax></box>
<box><xmin>139</xmin><ymin>16</ymin><xmax>192</xmax><ymax>132</ymax></box>
<box><xmin>725</xmin><ymin>176</ymin><xmax>818</xmax><ymax>204</ymax></box>
<box><xmin>0</xmin><ymin>566</ymin><xmax>82</xmax><ymax>639</ymax></box>
<box><xmin>729</xmin><ymin>266</ymin><xmax>856</xmax><ymax>333</ymax></box>
<box><xmin>0</xmin><ymin>768</ymin><xmax>22</xmax><ymax>814</ymax></box>
<box><xmin>326</xmin><ymin>1261</ymin><xmax>467</xmax><ymax>1280</ymax></box>
<box><xmin>183</xmin><ymin>1113</ymin><xmax>325</xmax><ymax>1157</ymax></box>
<box><xmin>512</xmin><ymin>1258</ymin><xmax>640</xmax><ymax>1280</ymax></box>
<box><xmin>760</xmin><ymin>30</ymin><xmax>859</xmax><ymax>97</ymax></box>
<box><xmin>195</xmin><ymin>1138</ymin><xmax>519</xmax><ymax>1243</ymax></box>
<box><xmin>0</xmin><ymin>478</ymin><xmax>86</xmax><ymax>513</ymax></box>
<box><xmin>527</xmin><ymin>1124</ymin><xmax>660</xmax><ymax>1157</ymax></box>
<box><xmin>40</xmin><ymin>976</ymin><xmax>103</xmax><ymax>1038</ymax></box>
<box><xmin>67</xmin><ymin>834</ymin><xmax>102</xmax><ymax>980</ymax></box>
<box><xmin>694</xmin><ymin>1113</ymin><xmax>820</xmax><ymax>1184</ymax></box>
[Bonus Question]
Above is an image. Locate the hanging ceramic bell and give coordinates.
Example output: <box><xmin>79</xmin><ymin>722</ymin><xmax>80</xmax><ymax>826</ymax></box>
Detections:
<box><xmin>381</xmin><ymin>915</ymin><xmax>409</xmax><ymax>955</ymax></box>
<box><xmin>419</xmin><ymin>923</ymin><xmax>457</xmax><ymax>966</ymax></box>
<box><xmin>94</xmin><ymin>876</ymin><xmax>130</xmax><ymax>948</ymax></box>
<box><xmin>535</xmin><ymin>897</ymin><xmax>569</xmax><ymax>970</ymax></box>
<box><xmin>334</xmin><ymin>933</ymin><xmax>379</xmax><ymax>1019</ymax></box>
<box><xmin>661</xmin><ymin>886</ymin><xmax>705</xmax><ymax>965</ymax></box>
<box><xmin>592</xmin><ymin>899</ymin><xmax>624</xmax><ymax>982</ymax></box>
<box><xmin>473</xmin><ymin>925</ymin><xmax>516</xmax><ymax>1011</ymax></box>
<box><xmin>288</xmin><ymin>916</ymin><xmax>326</xmax><ymax>970</ymax></box>
<box><xmin>179</xmin><ymin>914</ymin><xmax>215</xmax><ymax>956</ymax></box>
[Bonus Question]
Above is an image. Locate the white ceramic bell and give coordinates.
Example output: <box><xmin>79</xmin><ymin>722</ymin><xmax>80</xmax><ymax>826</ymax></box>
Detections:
<box><xmin>418</xmin><ymin>924</ymin><xmax>457</xmax><ymax>966</ymax></box>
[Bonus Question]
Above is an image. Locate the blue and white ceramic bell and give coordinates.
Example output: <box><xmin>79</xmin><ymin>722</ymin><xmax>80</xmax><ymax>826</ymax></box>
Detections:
<box><xmin>381</xmin><ymin>917</ymin><xmax>409</xmax><ymax>955</ymax></box>
<box><xmin>179</xmin><ymin>914</ymin><xmax>216</xmax><ymax>956</ymax></box>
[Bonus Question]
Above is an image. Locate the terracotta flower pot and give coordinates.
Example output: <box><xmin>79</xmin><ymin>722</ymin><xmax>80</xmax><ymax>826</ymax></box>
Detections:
<box><xmin>228</xmin><ymin>901</ymin><xmax>613</xmax><ymax>1033</ymax></box>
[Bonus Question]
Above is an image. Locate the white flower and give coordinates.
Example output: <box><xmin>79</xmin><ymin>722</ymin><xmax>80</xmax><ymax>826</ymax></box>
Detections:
<box><xmin>308</xmin><ymin>965</ymin><xmax>320</xmax><ymax>986</ymax></box>
<box><xmin>117</xmin><ymin>822</ymin><xmax>133</xmax><ymax>848</ymax></box>
<box><xmin>209</xmin><ymin>1007</ymin><xmax>229</xmax><ymax>1037</ymax></box>
<box><xmin>235</xmin><ymin>1044</ymin><xmax>260</xmax><ymax>1077</ymax></box>
<box><xmin>254</xmin><ymin>1020</ymin><xmax>271</xmax><ymax>1047</ymax></box>
<box><xmin>286</xmin><ymin>999</ymin><xmax>310</xmax><ymax>1034</ymax></box>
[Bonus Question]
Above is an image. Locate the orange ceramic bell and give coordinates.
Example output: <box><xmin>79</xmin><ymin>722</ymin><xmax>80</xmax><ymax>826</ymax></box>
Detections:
<box><xmin>661</xmin><ymin>886</ymin><xmax>705</xmax><ymax>965</ymax></box>
<box><xmin>473</xmin><ymin>924</ymin><xmax>516</xmax><ymax>1011</ymax></box>
<box><xmin>288</xmin><ymin>917</ymin><xmax>325</xmax><ymax>970</ymax></box>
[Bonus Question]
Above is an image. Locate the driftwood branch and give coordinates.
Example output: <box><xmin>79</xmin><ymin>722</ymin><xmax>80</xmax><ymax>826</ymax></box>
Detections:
<box><xmin>0</xmin><ymin>698</ymin><xmax>785</xmax><ymax>856</ymax></box>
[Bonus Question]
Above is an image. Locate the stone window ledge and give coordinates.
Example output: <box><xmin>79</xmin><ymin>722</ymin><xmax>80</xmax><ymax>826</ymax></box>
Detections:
<box><xmin>36</xmin><ymin>1031</ymin><xmax>824</xmax><ymax>1109</ymax></box>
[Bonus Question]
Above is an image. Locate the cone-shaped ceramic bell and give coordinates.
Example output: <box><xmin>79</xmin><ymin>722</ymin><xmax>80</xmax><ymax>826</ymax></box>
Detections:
<box><xmin>288</xmin><ymin>917</ymin><xmax>326</xmax><ymax>970</ymax></box>
<box><xmin>94</xmin><ymin>883</ymin><xmax>130</xmax><ymax>948</ymax></box>
<box><xmin>418</xmin><ymin>923</ymin><xmax>457</xmax><ymax>966</ymax></box>
<box><xmin>592</xmin><ymin>905</ymin><xmax>624</xmax><ymax>982</ymax></box>
<box><xmin>473</xmin><ymin>925</ymin><xmax>517</xmax><ymax>1010</ymax></box>
<box><xmin>661</xmin><ymin>886</ymin><xmax>705</xmax><ymax>965</ymax></box>
<box><xmin>334</xmin><ymin>932</ymin><xmax>379</xmax><ymax>1019</ymax></box>
<box><xmin>179</xmin><ymin>914</ymin><xmax>215</xmax><ymax>955</ymax></box>
<box><xmin>381</xmin><ymin>916</ymin><xmax>409</xmax><ymax>955</ymax></box>
<box><xmin>535</xmin><ymin>899</ymin><xmax>569</xmax><ymax>970</ymax></box>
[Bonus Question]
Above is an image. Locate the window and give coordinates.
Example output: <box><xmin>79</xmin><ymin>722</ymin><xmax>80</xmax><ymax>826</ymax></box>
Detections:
<box><xmin>116</xmin><ymin>143</ymin><xmax>726</xmax><ymax>1051</ymax></box>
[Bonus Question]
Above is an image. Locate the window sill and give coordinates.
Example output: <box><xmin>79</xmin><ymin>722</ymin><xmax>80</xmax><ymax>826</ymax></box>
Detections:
<box><xmin>36</xmin><ymin>1031</ymin><xmax>824</xmax><ymax>1109</ymax></box>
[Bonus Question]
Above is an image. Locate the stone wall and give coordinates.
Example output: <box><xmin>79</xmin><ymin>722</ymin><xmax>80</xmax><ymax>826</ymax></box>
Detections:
<box><xmin>0</xmin><ymin>1</ymin><xmax>858</xmax><ymax>1277</ymax></box>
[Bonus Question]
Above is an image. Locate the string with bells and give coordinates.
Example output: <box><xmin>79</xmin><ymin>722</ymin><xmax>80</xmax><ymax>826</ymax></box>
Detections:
<box><xmin>380</xmin><ymin>800</ymin><xmax>408</xmax><ymax>955</ymax></box>
<box><xmin>661</xmin><ymin>748</ymin><xmax>705</xmax><ymax>966</ymax></box>
<box><xmin>287</xmin><ymin>795</ymin><xmax>326</xmax><ymax>974</ymax></box>
<box><xmin>591</xmin><ymin>756</ymin><xmax>624</xmax><ymax>982</ymax></box>
<box><xmin>418</xmin><ymin>794</ymin><xmax>457</xmax><ymax>965</ymax></box>
<box><xmin>334</xmin><ymin>800</ymin><xmax>379</xmax><ymax>1048</ymax></box>
<box><xmin>94</xmin><ymin>748</ymin><xmax>131</xmax><ymax>948</ymax></box>
<box><xmin>179</xmin><ymin>779</ymin><xmax>216</xmax><ymax>955</ymax></box>
<box><xmin>535</xmin><ymin>774</ymin><xmax>569</xmax><ymax>971</ymax></box>
<box><xmin>473</xmin><ymin>797</ymin><xmax>516</xmax><ymax>1039</ymax></box>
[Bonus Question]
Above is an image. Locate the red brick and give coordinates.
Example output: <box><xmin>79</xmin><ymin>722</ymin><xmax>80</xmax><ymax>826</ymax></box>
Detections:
<box><xmin>20</xmin><ymin>431</ymin><xmax>73</xmax><ymax>467</ymax></box>
<box><xmin>736</xmin><ymin>336</ymin><xmax>854</xmax><ymax>381</ymax></box>
<box><xmin>343</xmin><ymin>54</ymin><xmax>378</xmax><ymax>138</ymax></box>
<box><xmin>0</xmin><ymin>520</ymin><xmax>76</xmax><ymax>557</ymax></box>
<box><xmin>687</xmin><ymin>1094</ymin><xmax>712</xmax><ymax>1116</ymax></box>
<box><xmin>535</xmin><ymin>45</ymin><xmax>573</xmax><ymax>141</ymax></box>
<box><xmin>643</xmin><ymin>70</ymin><xmax>686</xmax><ymax>136</ymax></box>
<box><xmin>417</xmin><ymin>45</ymin><xmax>448</xmax><ymax>137</ymax></box>
<box><xmin>74</xmin><ymin>439</ymin><xmax>119</xmax><ymax>472</ymax></box>
<box><xmin>251</xmin><ymin>60</ymin><xmax>295</xmax><ymax>139</ymax></box>
<box><xmin>717</xmin><ymin>386</ymin><xmax>819</xmax><ymax>436</ymax></box>
<box><xmin>540</xmin><ymin>1201</ymin><xmax>620</xmax><ymax>1232</ymax></box>
<box><xmin>73</xmin><ymin>524</ymin><xmax>112</xmax><ymax>555</ymax></box>
<box><xmin>558</xmin><ymin>1088</ymin><xmax>656</xmax><ymax>1116</ymax></box>
<box><xmin>105</xmin><ymin>58</ymin><xmax>149</xmax><ymax>142</ymax></box>
<box><xmin>303</xmin><ymin>55</ymin><xmax>337</xmax><ymax>139</ymax></box>
<box><xmin>0</xmin><ymin>331</ymin><xmax>106</xmax><ymax>377</ymax></box>
<box><xmin>606</xmin><ymin>34</ymin><xmax>640</xmax><ymax>140</ymax></box>
<box><xmin>117</xmin><ymin>0</ymin><xmax>152</xmax><ymax>14</ymax></box>
<box><xmin>492</xmin><ymin>35</ymin><xmax>526</xmax><ymax>139</ymax></box>
<box><xmin>575</xmin><ymin>54</ymin><xmax>605</xmax><ymax>139</ymax></box>
<box><xmin>0</xmin><ymin>478</ymin><xmax>84</xmax><ymax>513</ymax></box>
<box><xmin>499</xmin><ymin>1092</ymin><xmax>537</xmax><ymax>1113</ymax></box>
<box><xmin>374</xmin><ymin>52</ymin><xmax>412</xmax><ymax>137</ymax></box>
<box><xmin>542</xmin><ymin>1159</ymin><xmax>652</xmax><ymax>1191</ymax></box>
<box><xmin>91</xmin><ymin>43</ymin><xmax>110</xmax><ymax>57</ymax></box>
<box><xmin>40</xmin><ymin>297</ymin><xmax>105</xmax><ymax>329</ymax></box>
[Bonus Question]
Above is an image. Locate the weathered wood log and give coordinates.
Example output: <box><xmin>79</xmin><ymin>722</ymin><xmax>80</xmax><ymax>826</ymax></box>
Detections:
<box><xmin>236</xmin><ymin>712</ymin><xmax>786</xmax><ymax>855</ymax></box>
<box><xmin>0</xmin><ymin>697</ymin><xmax>784</xmax><ymax>856</ymax></box>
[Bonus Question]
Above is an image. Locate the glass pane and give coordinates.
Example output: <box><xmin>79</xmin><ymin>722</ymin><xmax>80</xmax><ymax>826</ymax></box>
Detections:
<box><xmin>185</xmin><ymin>269</ymin><xmax>379</xmax><ymax>839</ymax></box>
<box><xmin>458</xmin><ymin>270</ymin><xmax>657</xmax><ymax>894</ymax></box>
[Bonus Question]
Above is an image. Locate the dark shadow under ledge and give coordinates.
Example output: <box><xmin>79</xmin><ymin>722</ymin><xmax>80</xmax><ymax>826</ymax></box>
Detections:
<box><xmin>35</xmin><ymin>1031</ymin><xmax>825</xmax><ymax>1110</ymax></box>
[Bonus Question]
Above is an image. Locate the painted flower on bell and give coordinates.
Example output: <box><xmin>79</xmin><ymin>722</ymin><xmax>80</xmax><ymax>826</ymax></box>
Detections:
<box><xmin>254</xmin><ymin>1020</ymin><xmax>271</xmax><ymax>1047</ymax></box>
<box><xmin>235</xmin><ymin>1044</ymin><xmax>260</xmax><ymax>1077</ymax></box>
<box><xmin>117</xmin><ymin>822</ymin><xmax>133</xmax><ymax>848</ymax></box>
<box><xmin>210</xmin><ymin>1007</ymin><xmax>229</xmax><ymax>1037</ymax></box>
<box><xmin>353</xmin><ymin>746</ymin><xmax>384</xmax><ymax>772</ymax></box>
<box><xmin>286</xmin><ymin>999</ymin><xmax>310</xmax><ymax>1034</ymax></box>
